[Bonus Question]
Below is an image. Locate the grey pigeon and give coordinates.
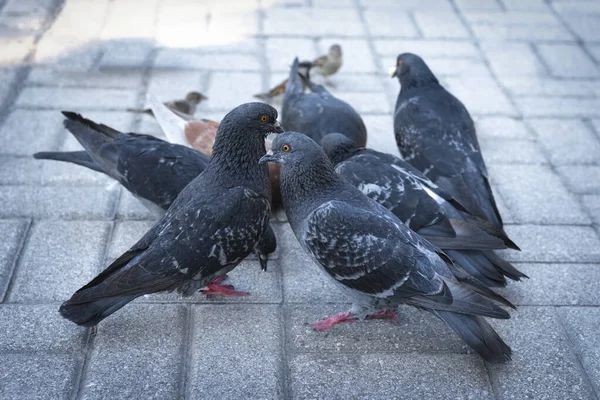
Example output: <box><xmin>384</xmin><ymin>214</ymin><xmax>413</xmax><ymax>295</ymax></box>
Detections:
<box><xmin>127</xmin><ymin>91</ymin><xmax>208</xmax><ymax>117</ymax></box>
<box><xmin>59</xmin><ymin>103</ymin><xmax>283</xmax><ymax>326</ymax></box>
<box><xmin>261</xmin><ymin>132</ymin><xmax>512</xmax><ymax>363</ymax></box>
<box><xmin>34</xmin><ymin>112</ymin><xmax>276</xmax><ymax>271</ymax></box>
<box><xmin>321</xmin><ymin>133</ymin><xmax>526</xmax><ymax>287</ymax></box>
<box><xmin>392</xmin><ymin>53</ymin><xmax>518</xmax><ymax>249</ymax></box>
<box><xmin>282</xmin><ymin>58</ymin><xmax>367</xmax><ymax>147</ymax></box>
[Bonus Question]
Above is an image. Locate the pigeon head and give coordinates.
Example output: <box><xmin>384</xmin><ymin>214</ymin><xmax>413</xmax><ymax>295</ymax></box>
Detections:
<box><xmin>329</xmin><ymin>44</ymin><xmax>342</xmax><ymax>58</ymax></box>
<box><xmin>320</xmin><ymin>133</ymin><xmax>360</xmax><ymax>165</ymax></box>
<box><xmin>218</xmin><ymin>102</ymin><xmax>283</xmax><ymax>139</ymax></box>
<box><xmin>186</xmin><ymin>91</ymin><xmax>208</xmax><ymax>103</ymax></box>
<box><xmin>260</xmin><ymin>132</ymin><xmax>329</xmax><ymax>167</ymax></box>
<box><xmin>391</xmin><ymin>53</ymin><xmax>438</xmax><ymax>89</ymax></box>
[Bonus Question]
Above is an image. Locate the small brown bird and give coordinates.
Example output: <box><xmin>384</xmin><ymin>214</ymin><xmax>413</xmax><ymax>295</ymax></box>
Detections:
<box><xmin>127</xmin><ymin>91</ymin><xmax>208</xmax><ymax>117</ymax></box>
<box><xmin>254</xmin><ymin>44</ymin><xmax>343</xmax><ymax>100</ymax></box>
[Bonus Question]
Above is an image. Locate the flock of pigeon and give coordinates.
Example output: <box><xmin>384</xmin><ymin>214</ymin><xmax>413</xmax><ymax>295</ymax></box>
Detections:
<box><xmin>33</xmin><ymin>45</ymin><xmax>525</xmax><ymax>365</ymax></box>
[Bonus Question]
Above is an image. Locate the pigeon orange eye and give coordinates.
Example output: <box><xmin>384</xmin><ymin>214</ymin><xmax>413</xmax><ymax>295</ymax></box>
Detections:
<box><xmin>397</xmin><ymin>60</ymin><xmax>403</xmax><ymax>66</ymax></box>
<box><xmin>282</xmin><ymin>144</ymin><xmax>291</xmax><ymax>152</ymax></box>
<box><xmin>260</xmin><ymin>115</ymin><xmax>268</xmax><ymax>122</ymax></box>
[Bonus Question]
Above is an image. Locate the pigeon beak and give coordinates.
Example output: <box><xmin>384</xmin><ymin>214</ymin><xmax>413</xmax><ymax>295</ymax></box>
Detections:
<box><xmin>390</xmin><ymin>66</ymin><xmax>398</xmax><ymax>78</ymax></box>
<box><xmin>272</xmin><ymin>120</ymin><xmax>284</xmax><ymax>134</ymax></box>
<box><xmin>259</xmin><ymin>150</ymin><xmax>279</xmax><ymax>164</ymax></box>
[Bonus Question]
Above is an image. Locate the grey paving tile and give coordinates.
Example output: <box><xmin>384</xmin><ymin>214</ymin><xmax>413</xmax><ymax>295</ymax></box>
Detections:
<box><xmin>444</xmin><ymin>76</ymin><xmax>517</xmax><ymax>116</ymax></box>
<box><xmin>480</xmin><ymin>138</ymin><xmax>547</xmax><ymax>165</ymax></box>
<box><xmin>497</xmin><ymin>225</ymin><xmax>600</xmax><ymax>263</ymax></box>
<box><xmin>82</xmin><ymin>304</ymin><xmax>186</xmax><ymax>400</ymax></box>
<box><xmin>16</xmin><ymin>86</ymin><xmax>138</xmax><ymax>109</ymax></box>
<box><xmin>497</xmin><ymin>263</ymin><xmax>600</xmax><ymax>306</ymax></box>
<box><xmin>276</xmin><ymin>223</ymin><xmax>346</xmax><ymax>303</ymax></box>
<box><xmin>488</xmin><ymin>307</ymin><xmax>596</xmax><ymax>400</ymax></box>
<box><xmin>581</xmin><ymin>195</ymin><xmax>600</xmax><ymax>224</ymax></box>
<box><xmin>537</xmin><ymin>43</ymin><xmax>599</xmax><ymax>78</ymax></box>
<box><xmin>318</xmin><ymin>38</ymin><xmax>378</xmax><ymax>74</ymax></box>
<box><xmin>362</xmin><ymin>114</ymin><xmax>400</xmax><ymax>156</ymax></box>
<box><xmin>514</xmin><ymin>97</ymin><xmax>600</xmax><ymax>117</ymax></box>
<box><xmin>557</xmin><ymin>166</ymin><xmax>600</xmax><ymax>195</ymax></box>
<box><xmin>0</xmin><ymin>67</ymin><xmax>17</xmax><ymax>107</ymax></box>
<box><xmin>528</xmin><ymin>119</ymin><xmax>600</xmax><ymax>165</ymax></box>
<box><xmin>359</xmin><ymin>0</ymin><xmax>453</xmax><ymax>11</ymax></box>
<box><xmin>374</xmin><ymin>39</ymin><xmax>478</xmax><ymax>58</ymax></box>
<box><xmin>335</xmin><ymin>92</ymin><xmax>391</xmax><ymax>114</ymax></box>
<box><xmin>287</xmin><ymin>304</ymin><xmax>466</xmax><ymax>354</ymax></box>
<box><xmin>290</xmin><ymin>353</ymin><xmax>493</xmax><ymax>400</ymax></box>
<box><xmin>265</xmin><ymin>37</ymin><xmax>316</xmax><ymax>72</ymax></box>
<box><xmin>413</xmin><ymin>11</ymin><xmax>470</xmax><ymax>39</ymax></box>
<box><xmin>0</xmin><ymin>353</ymin><xmax>76</xmax><ymax>400</ymax></box>
<box><xmin>8</xmin><ymin>220</ymin><xmax>111</xmax><ymax>302</ymax></box>
<box><xmin>264</xmin><ymin>8</ymin><xmax>364</xmax><ymax>36</ymax></box>
<box><xmin>99</xmin><ymin>40</ymin><xmax>154</xmax><ymax>68</ymax></box>
<box><xmin>189</xmin><ymin>304</ymin><xmax>283</xmax><ymax>399</ymax></box>
<box><xmin>0</xmin><ymin>109</ymin><xmax>64</xmax><ymax>156</ymax></box>
<box><xmin>560</xmin><ymin>13</ymin><xmax>600</xmax><ymax>43</ymax></box>
<box><xmin>0</xmin><ymin>304</ymin><xmax>86</xmax><ymax>352</ymax></box>
<box><xmin>553</xmin><ymin>1</ymin><xmax>600</xmax><ymax>14</ymax></box>
<box><xmin>502</xmin><ymin>77</ymin><xmax>600</xmax><ymax>97</ymax></box>
<box><xmin>503</xmin><ymin>0</ymin><xmax>548</xmax><ymax>11</ymax></box>
<box><xmin>401</xmin><ymin>57</ymin><xmax>492</xmax><ymax>79</ymax></box>
<box><xmin>200</xmin><ymin>72</ymin><xmax>262</xmax><ymax>112</ymax></box>
<box><xmin>2</xmin><ymin>156</ymin><xmax>111</xmax><ymax>186</ymax></box>
<box><xmin>480</xmin><ymin>41</ymin><xmax>548</xmax><ymax>79</ymax></box>
<box><xmin>475</xmin><ymin>116</ymin><xmax>532</xmax><ymax>140</ymax></box>
<box><xmin>319</xmin><ymin>73</ymin><xmax>385</xmax><ymax>93</ymax></box>
<box><xmin>107</xmin><ymin>220</ymin><xmax>156</xmax><ymax>261</ymax></box>
<box><xmin>115</xmin><ymin>190</ymin><xmax>158</xmax><ymax>220</ymax></box>
<box><xmin>0</xmin><ymin>219</ymin><xmax>28</xmax><ymax>300</ymax></box>
<box><xmin>0</xmin><ymin>156</ymin><xmax>43</xmax><ymax>185</ymax></box>
<box><xmin>146</xmin><ymin>69</ymin><xmax>208</xmax><ymax>104</ymax></box>
<box><xmin>28</xmin><ymin>67</ymin><xmax>145</xmax><ymax>89</ymax></box>
<box><xmin>0</xmin><ymin>185</ymin><xmax>118</xmax><ymax>219</ymax></box>
<box><xmin>455</xmin><ymin>0</ymin><xmax>501</xmax><ymax>11</ymax></box>
<box><xmin>488</xmin><ymin>164</ymin><xmax>590</xmax><ymax>224</ymax></box>
<box><xmin>154</xmin><ymin>49</ymin><xmax>261</xmax><ymax>71</ymax></box>
<box><xmin>558</xmin><ymin>307</ymin><xmax>600</xmax><ymax>396</ymax></box>
<box><xmin>364</xmin><ymin>10</ymin><xmax>419</xmax><ymax>38</ymax></box>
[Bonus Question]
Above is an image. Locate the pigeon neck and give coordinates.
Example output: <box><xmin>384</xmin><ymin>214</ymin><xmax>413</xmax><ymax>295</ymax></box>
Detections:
<box><xmin>281</xmin><ymin>159</ymin><xmax>343</xmax><ymax>210</ymax></box>
<box><xmin>399</xmin><ymin>73</ymin><xmax>439</xmax><ymax>91</ymax></box>
<box><xmin>328</xmin><ymin>145</ymin><xmax>361</xmax><ymax>166</ymax></box>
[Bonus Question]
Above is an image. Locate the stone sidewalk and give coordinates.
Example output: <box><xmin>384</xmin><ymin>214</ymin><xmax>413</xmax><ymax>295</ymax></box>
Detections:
<box><xmin>0</xmin><ymin>0</ymin><xmax>599</xmax><ymax>398</ymax></box>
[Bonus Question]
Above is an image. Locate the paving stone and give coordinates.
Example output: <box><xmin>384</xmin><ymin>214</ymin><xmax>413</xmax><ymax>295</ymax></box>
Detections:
<box><xmin>154</xmin><ymin>49</ymin><xmax>261</xmax><ymax>71</ymax></box>
<box><xmin>189</xmin><ymin>304</ymin><xmax>283</xmax><ymax>399</ymax></box>
<box><xmin>359</xmin><ymin>0</ymin><xmax>453</xmax><ymax>11</ymax></box>
<box><xmin>374</xmin><ymin>39</ymin><xmax>478</xmax><ymax>58</ymax></box>
<box><xmin>0</xmin><ymin>304</ymin><xmax>86</xmax><ymax>352</ymax></box>
<box><xmin>16</xmin><ymin>86</ymin><xmax>138</xmax><ymax>109</ymax></box>
<box><xmin>264</xmin><ymin>8</ymin><xmax>364</xmax><ymax>36</ymax></box>
<box><xmin>464</xmin><ymin>11</ymin><xmax>574</xmax><ymax>41</ymax></box>
<box><xmin>276</xmin><ymin>223</ymin><xmax>346</xmax><ymax>303</ymax></box>
<box><xmin>413</xmin><ymin>11</ymin><xmax>470</xmax><ymax>39</ymax></box>
<box><xmin>480</xmin><ymin>41</ymin><xmax>548</xmax><ymax>79</ymax></box>
<box><xmin>497</xmin><ymin>263</ymin><xmax>600</xmax><ymax>306</ymax></box>
<box><xmin>99</xmin><ymin>40</ymin><xmax>154</xmax><ymax>68</ymax></box>
<box><xmin>364</xmin><ymin>10</ymin><xmax>420</xmax><ymax>38</ymax></box>
<box><xmin>502</xmin><ymin>77</ymin><xmax>600</xmax><ymax>97</ymax></box>
<box><xmin>581</xmin><ymin>195</ymin><xmax>600</xmax><ymax>224</ymax></box>
<box><xmin>400</xmin><ymin>57</ymin><xmax>492</xmax><ymax>79</ymax></box>
<box><xmin>558</xmin><ymin>307</ymin><xmax>600</xmax><ymax>396</ymax></box>
<box><xmin>503</xmin><ymin>0</ymin><xmax>548</xmax><ymax>11</ymax></box>
<box><xmin>34</xmin><ymin>37</ymin><xmax>103</xmax><ymax>71</ymax></box>
<box><xmin>0</xmin><ymin>219</ymin><xmax>28</xmax><ymax>300</ymax></box>
<box><xmin>0</xmin><ymin>66</ymin><xmax>17</xmax><ymax>105</ymax></box>
<box><xmin>0</xmin><ymin>109</ymin><xmax>64</xmax><ymax>156</ymax></box>
<box><xmin>528</xmin><ymin>119</ymin><xmax>600</xmax><ymax>165</ymax></box>
<box><xmin>319</xmin><ymin>73</ymin><xmax>386</xmax><ymax>93</ymax></box>
<box><xmin>557</xmin><ymin>165</ymin><xmax>600</xmax><ymax>195</ymax></box>
<box><xmin>287</xmin><ymin>304</ymin><xmax>467</xmax><ymax>354</ymax></box>
<box><xmin>265</xmin><ymin>37</ymin><xmax>316</xmax><ymax>72</ymax></box>
<box><xmin>362</xmin><ymin>114</ymin><xmax>400</xmax><ymax>156</ymax></box>
<box><xmin>444</xmin><ymin>76</ymin><xmax>517</xmax><ymax>116</ymax></box>
<box><xmin>588</xmin><ymin>44</ymin><xmax>600</xmax><ymax>64</ymax></box>
<box><xmin>455</xmin><ymin>0</ymin><xmax>501</xmax><ymax>11</ymax></box>
<box><xmin>515</xmin><ymin>97</ymin><xmax>600</xmax><ymax>117</ymax></box>
<box><xmin>82</xmin><ymin>304</ymin><xmax>186</xmax><ymax>400</ymax></box>
<box><xmin>487</xmin><ymin>307</ymin><xmax>596</xmax><ymax>400</ymax></box>
<box><xmin>107</xmin><ymin>220</ymin><xmax>156</xmax><ymax>260</ymax></box>
<box><xmin>318</xmin><ymin>38</ymin><xmax>378</xmax><ymax>74</ymax></box>
<box><xmin>145</xmin><ymin>69</ymin><xmax>208</xmax><ymax>108</ymax></box>
<box><xmin>480</xmin><ymin>138</ymin><xmax>547</xmax><ymax>165</ymax></box>
<box><xmin>28</xmin><ymin>67</ymin><xmax>145</xmax><ymax>89</ymax></box>
<box><xmin>488</xmin><ymin>164</ymin><xmax>590</xmax><ymax>224</ymax></box>
<box><xmin>475</xmin><ymin>116</ymin><xmax>532</xmax><ymax>140</ymax></box>
<box><xmin>537</xmin><ymin>43</ymin><xmax>599</xmax><ymax>78</ymax></box>
<box><xmin>115</xmin><ymin>190</ymin><xmax>159</xmax><ymax>220</ymax></box>
<box><xmin>0</xmin><ymin>33</ymin><xmax>34</xmax><ymax>65</ymax></box>
<box><xmin>335</xmin><ymin>92</ymin><xmax>391</xmax><ymax>114</ymax></box>
<box><xmin>553</xmin><ymin>1</ymin><xmax>600</xmax><ymax>14</ymax></box>
<box><xmin>200</xmin><ymin>71</ymin><xmax>262</xmax><ymax>112</ymax></box>
<box><xmin>0</xmin><ymin>185</ymin><xmax>118</xmax><ymax>219</ymax></box>
<box><xmin>101</xmin><ymin>0</ymin><xmax>157</xmax><ymax>41</ymax></box>
<box><xmin>8</xmin><ymin>220</ymin><xmax>111</xmax><ymax>302</ymax></box>
<box><xmin>496</xmin><ymin>225</ymin><xmax>600</xmax><ymax>263</ymax></box>
<box><xmin>560</xmin><ymin>13</ymin><xmax>600</xmax><ymax>43</ymax></box>
<box><xmin>0</xmin><ymin>354</ymin><xmax>76</xmax><ymax>400</ymax></box>
<box><xmin>290</xmin><ymin>353</ymin><xmax>493</xmax><ymax>400</ymax></box>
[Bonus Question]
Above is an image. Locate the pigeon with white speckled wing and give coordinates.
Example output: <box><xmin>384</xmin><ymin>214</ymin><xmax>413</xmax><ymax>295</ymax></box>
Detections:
<box><xmin>59</xmin><ymin>103</ymin><xmax>283</xmax><ymax>326</ymax></box>
<box><xmin>320</xmin><ymin>133</ymin><xmax>527</xmax><ymax>288</ymax></box>
<box><xmin>281</xmin><ymin>58</ymin><xmax>367</xmax><ymax>147</ymax></box>
<box><xmin>392</xmin><ymin>53</ymin><xmax>518</xmax><ymax>250</ymax></box>
<box><xmin>261</xmin><ymin>132</ymin><xmax>512</xmax><ymax>364</ymax></box>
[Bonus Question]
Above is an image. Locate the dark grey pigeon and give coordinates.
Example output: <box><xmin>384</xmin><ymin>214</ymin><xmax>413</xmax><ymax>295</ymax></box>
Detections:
<box><xmin>59</xmin><ymin>103</ymin><xmax>283</xmax><ymax>326</ymax></box>
<box><xmin>392</xmin><ymin>53</ymin><xmax>518</xmax><ymax>250</ymax></box>
<box><xmin>261</xmin><ymin>132</ymin><xmax>512</xmax><ymax>363</ymax></box>
<box><xmin>321</xmin><ymin>133</ymin><xmax>526</xmax><ymax>287</ymax></box>
<box><xmin>34</xmin><ymin>112</ymin><xmax>276</xmax><ymax>271</ymax></box>
<box><xmin>281</xmin><ymin>57</ymin><xmax>367</xmax><ymax>147</ymax></box>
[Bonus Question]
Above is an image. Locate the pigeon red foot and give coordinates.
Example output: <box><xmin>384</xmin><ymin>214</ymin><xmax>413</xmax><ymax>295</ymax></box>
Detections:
<box><xmin>309</xmin><ymin>311</ymin><xmax>357</xmax><ymax>331</ymax></box>
<box><xmin>366</xmin><ymin>309</ymin><xmax>399</xmax><ymax>323</ymax></box>
<box><xmin>200</xmin><ymin>275</ymin><xmax>249</xmax><ymax>297</ymax></box>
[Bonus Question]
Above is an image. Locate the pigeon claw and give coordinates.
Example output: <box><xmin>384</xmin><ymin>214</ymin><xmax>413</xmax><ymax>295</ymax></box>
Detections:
<box><xmin>366</xmin><ymin>309</ymin><xmax>399</xmax><ymax>323</ymax></box>
<box><xmin>309</xmin><ymin>311</ymin><xmax>356</xmax><ymax>332</ymax></box>
<box><xmin>200</xmin><ymin>275</ymin><xmax>249</xmax><ymax>297</ymax></box>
